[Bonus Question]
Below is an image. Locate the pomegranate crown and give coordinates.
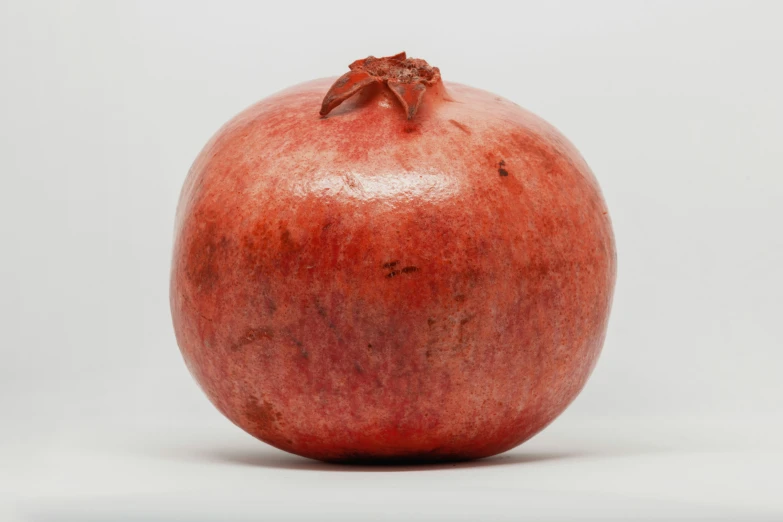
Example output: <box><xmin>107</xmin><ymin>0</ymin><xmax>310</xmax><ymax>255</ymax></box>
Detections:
<box><xmin>320</xmin><ymin>52</ymin><xmax>441</xmax><ymax>120</ymax></box>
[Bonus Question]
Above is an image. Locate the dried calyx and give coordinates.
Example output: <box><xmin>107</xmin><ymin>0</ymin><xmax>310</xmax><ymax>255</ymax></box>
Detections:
<box><xmin>320</xmin><ymin>52</ymin><xmax>441</xmax><ymax>120</ymax></box>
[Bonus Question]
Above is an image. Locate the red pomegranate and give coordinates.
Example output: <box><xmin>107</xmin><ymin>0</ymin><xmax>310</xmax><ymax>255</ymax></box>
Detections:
<box><xmin>170</xmin><ymin>53</ymin><xmax>616</xmax><ymax>462</ymax></box>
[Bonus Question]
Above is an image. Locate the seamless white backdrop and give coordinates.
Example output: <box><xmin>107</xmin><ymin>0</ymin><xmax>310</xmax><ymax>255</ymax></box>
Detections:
<box><xmin>1</xmin><ymin>1</ymin><xmax>782</xmax><ymax>520</ymax></box>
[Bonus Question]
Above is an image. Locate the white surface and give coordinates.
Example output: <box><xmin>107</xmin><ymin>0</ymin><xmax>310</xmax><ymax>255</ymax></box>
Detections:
<box><xmin>1</xmin><ymin>0</ymin><xmax>782</xmax><ymax>520</ymax></box>
<box><xmin>4</xmin><ymin>415</ymin><xmax>783</xmax><ymax>521</ymax></box>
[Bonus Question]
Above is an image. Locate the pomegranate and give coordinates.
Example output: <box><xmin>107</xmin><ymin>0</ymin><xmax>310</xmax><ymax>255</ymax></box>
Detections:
<box><xmin>170</xmin><ymin>53</ymin><xmax>616</xmax><ymax>462</ymax></box>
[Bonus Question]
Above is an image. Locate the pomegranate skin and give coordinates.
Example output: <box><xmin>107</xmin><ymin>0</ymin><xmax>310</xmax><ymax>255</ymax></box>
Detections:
<box><xmin>171</xmin><ymin>71</ymin><xmax>616</xmax><ymax>462</ymax></box>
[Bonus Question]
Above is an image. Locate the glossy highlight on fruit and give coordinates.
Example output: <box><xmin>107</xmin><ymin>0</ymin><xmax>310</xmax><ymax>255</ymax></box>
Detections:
<box><xmin>170</xmin><ymin>52</ymin><xmax>616</xmax><ymax>462</ymax></box>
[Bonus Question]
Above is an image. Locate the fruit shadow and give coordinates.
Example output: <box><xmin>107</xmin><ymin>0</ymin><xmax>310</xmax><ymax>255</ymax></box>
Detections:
<box><xmin>170</xmin><ymin>447</ymin><xmax>601</xmax><ymax>472</ymax></box>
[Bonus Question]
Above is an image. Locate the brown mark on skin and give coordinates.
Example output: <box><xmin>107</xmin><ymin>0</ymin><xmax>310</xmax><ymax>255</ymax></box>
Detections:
<box><xmin>245</xmin><ymin>396</ymin><xmax>283</xmax><ymax>435</ymax></box>
<box><xmin>384</xmin><ymin>262</ymin><xmax>418</xmax><ymax>278</ymax></box>
<box><xmin>498</xmin><ymin>160</ymin><xmax>509</xmax><ymax>177</ymax></box>
<box><xmin>231</xmin><ymin>327</ymin><xmax>274</xmax><ymax>351</ymax></box>
<box><xmin>184</xmin><ymin>221</ymin><xmax>228</xmax><ymax>292</ymax></box>
<box><xmin>456</xmin><ymin>315</ymin><xmax>474</xmax><ymax>349</ymax></box>
<box><xmin>449</xmin><ymin>120</ymin><xmax>471</xmax><ymax>134</ymax></box>
<box><xmin>454</xmin><ymin>294</ymin><xmax>466</xmax><ymax>303</ymax></box>
<box><xmin>280</xmin><ymin>229</ymin><xmax>294</xmax><ymax>246</ymax></box>
<box><xmin>427</xmin><ymin>318</ymin><xmax>436</xmax><ymax>326</ymax></box>
<box><xmin>314</xmin><ymin>299</ymin><xmax>342</xmax><ymax>338</ymax></box>
<box><xmin>265</xmin><ymin>295</ymin><xmax>278</xmax><ymax>314</ymax></box>
<box><xmin>403</xmin><ymin>122</ymin><xmax>420</xmax><ymax>134</ymax></box>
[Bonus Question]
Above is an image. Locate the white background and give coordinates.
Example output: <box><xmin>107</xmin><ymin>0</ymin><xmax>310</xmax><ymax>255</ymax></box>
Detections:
<box><xmin>2</xmin><ymin>1</ymin><xmax>782</xmax><ymax>520</ymax></box>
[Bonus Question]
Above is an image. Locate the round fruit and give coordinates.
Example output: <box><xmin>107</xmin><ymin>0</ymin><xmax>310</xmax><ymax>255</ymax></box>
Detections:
<box><xmin>170</xmin><ymin>52</ymin><xmax>616</xmax><ymax>462</ymax></box>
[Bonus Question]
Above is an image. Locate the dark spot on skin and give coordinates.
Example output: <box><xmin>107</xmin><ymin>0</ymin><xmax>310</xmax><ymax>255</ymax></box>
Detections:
<box><xmin>509</xmin><ymin>131</ymin><xmax>558</xmax><ymax>171</ymax></box>
<box><xmin>301</xmin><ymin>349</ymin><xmax>309</xmax><ymax>359</ymax></box>
<box><xmin>465</xmin><ymin>268</ymin><xmax>482</xmax><ymax>285</ymax></box>
<box><xmin>367</xmin><ymin>343</ymin><xmax>373</xmax><ymax>352</ymax></box>
<box><xmin>314</xmin><ymin>299</ymin><xmax>341</xmax><ymax>336</ymax></box>
<box><xmin>449</xmin><ymin>119</ymin><xmax>471</xmax><ymax>134</ymax></box>
<box><xmin>278</xmin><ymin>226</ymin><xmax>302</xmax><ymax>256</ymax></box>
<box><xmin>185</xmin><ymin>220</ymin><xmax>229</xmax><ymax>292</ymax></box>
<box><xmin>525</xmin><ymin>258</ymin><xmax>572</xmax><ymax>281</ymax></box>
<box><xmin>425</xmin><ymin>349</ymin><xmax>432</xmax><ymax>359</ymax></box>
<box><xmin>403</xmin><ymin>122</ymin><xmax>420</xmax><ymax>134</ymax></box>
<box><xmin>427</xmin><ymin>318</ymin><xmax>436</xmax><ymax>326</ymax></box>
<box><xmin>354</xmin><ymin>361</ymin><xmax>364</xmax><ymax>374</ymax></box>
<box><xmin>322</xmin><ymin>222</ymin><xmax>333</xmax><ymax>231</ymax></box>
<box><xmin>498</xmin><ymin>159</ymin><xmax>509</xmax><ymax>177</ymax></box>
<box><xmin>265</xmin><ymin>296</ymin><xmax>277</xmax><ymax>314</ymax></box>
<box><xmin>343</xmin><ymin>175</ymin><xmax>359</xmax><ymax>190</ymax></box>
<box><xmin>384</xmin><ymin>262</ymin><xmax>417</xmax><ymax>279</ymax></box>
<box><xmin>245</xmin><ymin>396</ymin><xmax>283</xmax><ymax>435</ymax></box>
<box><xmin>231</xmin><ymin>327</ymin><xmax>274</xmax><ymax>351</ymax></box>
<box><xmin>454</xmin><ymin>294</ymin><xmax>466</xmax><ymax>302</ymax></box>
<box><xmin>456</xmin><ymin>314</ymin><xmax>475</xmax><ymax>348</ymax></box>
